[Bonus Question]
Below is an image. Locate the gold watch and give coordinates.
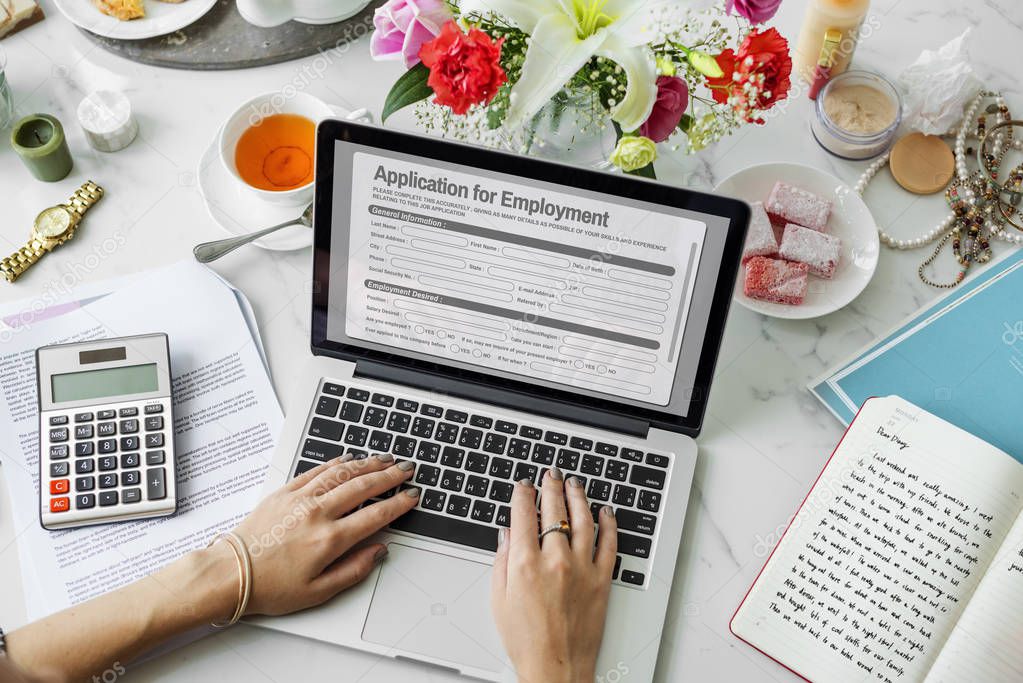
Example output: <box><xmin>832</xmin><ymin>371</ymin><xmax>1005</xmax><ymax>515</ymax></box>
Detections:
<box><xmin>1</xmin><ymin>181</ymin><xmax>105</xmax><ymax>283</ymax></box>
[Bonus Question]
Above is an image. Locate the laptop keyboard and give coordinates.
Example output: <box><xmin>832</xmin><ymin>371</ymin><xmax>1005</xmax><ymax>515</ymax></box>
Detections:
<box><xmin>290</xmin><ymin>380</ymin><xmax>671</xmax><ymax>589</ymax></box>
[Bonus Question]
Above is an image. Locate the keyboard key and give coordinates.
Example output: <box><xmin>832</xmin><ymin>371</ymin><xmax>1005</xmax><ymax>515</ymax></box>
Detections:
<box><xmin>605</xmin><ymin>461</ymin><xmax>629</xmax><ymax>482</ymax></box>
<box><xmin>387</xmin><ymin>412</ymin><xmax>411</xmax><ymax>433</ymax></box>
<box><xmin>544</xmin><ymin>431</ymin><xmax>568</xmax><ymax>445</ymax></box>
<box><xmin>302</xmin><ymin>438</ymin><xmax>344</xmax><ymax>462</ymax></box>
<box><xmin>144</xmin><ymin>416</ymin><xmax>164</xmax><ymax>431</ymax></box>
<box><xmin>646</xmin><ymin>453</ymin><xmax>670</xmax><ymax>468</ymax></box>
<box><xmin>513</xmin><ymin>462</ymin><xmax>538</xmax><ymax>484</ymax></box>
<box><xmin>469</xmin><ymin>415</ymin><xmax>493</xmax><ymax>429</ymax></box>
<box><xmin>570</xmin><ymin>436</ymin><xmax>593</xmax><ymax>451</ymax></box>
<box><xmin>496</xmin><ymin>505</ymin><xmax>512</xmax><ymax>527</ymax></box>
<box><xmin>435</xmin><ymin>423</ymin><xmax>459</xmax><ymax>444</ymax></box>
<box><xmin>50</xmin><ymin>479</ymin><xmax>69</xmax><ymax>494</ymax></box>
<box><xmin>146</xmin><ymin>450</ymin><xmax>166</xmax><ymax>466</ymax></box>
<box><xmin>489</xmin><ymin>457</ymin><xmax>514</xmax><ymax>479</ymax></box>
<box><xmin>309</xmin><ymin>417</ymin><xmax>344</xmax><ymax>441</ymax></box>
<box><xmin>316</xmin><ymin>396</ymin><xmax>340</xmax><ymax>417</ymax></box>
<box><xmin>98</xmin><ymin>456</ymin><xmax>117</xmax><ymax>472</ymax></box>
<box><xmin>556</xmin><ymin>449</ymin><xmax>580</xmax><ymax>471</ymax></box>
<box><xmin>421</xmin><ymin>404</ymin><xmax>444</xmax><ymax>418</ymax></box>
<box><xmin>50</xmin><ymin>415</ymin><xmax>69</xmax><ymax>426</ymax></box>
<box><xmin>531</xmin><ymin>443</ymin><xmax>555</xmax><ymax>465</ymax></box>
<box><xmin>322</xmin><ymin>382</ymin><xmax>345</xmax><ymax>396</ymax></box>
<box><xmin>621</xmin><ymin>570</ymin><xmax>645</xmax><ymax>585</ymax></box>
<box><xmin>121</xmin><ymin>453</ymin><xmax>140</xmax><ymax>468</ymax></box>
<box><xmin>98</xmin><ymin>409</ymin><xmax>118</xmax><ymax>419</ymax></box>
<box><xmin>482</xmin><ymin>433</ymin><xmax>507</xmax><ymax>455</ymax></box>
<box><xmin>595</xmin><ymin>442</ymin><xmax>619</xmax><ymax>457</ymax></box>
<box><xmin>580</xmin><ymin>454</ymin><xmax>604</xmax><ymax>476</ymax></box>
<box><xmin>629</xmin><ymin>465</ymin><xmax>666</xmax><ymax>491</ymax></box>
<box><xmin>415</xmin><ymin>442</ymin><xmax>440</xmax><ymax>462</ymax></box>
<box><xmin>371</xmin><ymin>393</ymin><xmax>394</xmax><ymax>407</ymax></box>
<box><xmin>141</xmin><ymin>405</ymin><xmax>160</xmax><ymax>416</ymax></box>
<box><xmin>638</xmin><ymin>490</ymin><xmax>662</xmax><ymax>513</ymax></box>
<box><xmin>440</xmin><ymin>447</ymin><xmax>465</xmax><ymax>469</ymax></box>
<box><xmin>50</xmin><ymin>445</ymin><xmax>69</xmax><ymax>459</ymax></box>
<box><xmin>489</xmin><ymin>481</ymin><xmax>514</xmax><ymax>503</ymax></box>
<box><xmin>293</xmin><ymin>459</ymin><xmax>319</xmax><ymax>477</ymax></box>
<box><xmin>458</xmin><ymin>427</ymin><xmax>483</xmax><ymax>449</ymax></box>
<box><xmin>76</xmin><ymin>493</ymin><xmax>96</xmax><ymax>509</ymax></box>
<box><xmin>616</xmin><ymin>509</ymin><xmax>657</xmax><ymax>535</ymax></box>
<box><xmin>75</xmin><ymin>412</ymin><xmax>95</xmax><ymax>423</ymax></box>
<box><xmin>76</xmin><ymin>442</ymin><xmax>95</xmax><ymax>457</ymax></box>
<box><xmin>50</xmin><ymin>462</ymin><xmax>69</xmax><ymax>477</ymax></box>
<box><xmin>123</xmin><ymin>471</ymin><xmax>141</xmax><ymax>486</ymax></box>
<box><xmin>369</xmin><ymin>431</ymin><xmax>394</xmax><ymax>452</ymax></box>
<box><xmin>340</xmin><ymin>401</ymin><xmax>364</xmax><ymax>422</ymax></box>
<box><xmin>613</xmin><ymin>555</ymin><xmax>622</xmax><ymax>580</ymax></box>
<box><xmin>466</xmin><ymin>452</ymin><xmax>489</xmax><ymax>474</ymax></box>
<box><xmin>421</xmin><ymin>489</ymin><xmax>446</xmax><ymax>511</ymax></box>
<box><xmin>415</xmin><ymin>465</ymin><xmax>440</xmax><ymax>487</ymax></box>
<box><xmin>465</xmin><ymin>475</ymin><xmax>489</xmax><ymax>497</ymax></box>
<box><xmin>75</xmin><ymin>459</ymin><xmax>95</xmax><ymax>474</ymax></box>
<box><xmin>621</xmin><ymin>448</ymin><xmax>644</xmax><ymax>462</ymax></box>
<box><xmin>99</xmin><ymin>491</ymin><xmax>119</xmax><ymax>507</ymax></box>
<box><xmin>75</xmin><ymin>424</ymin><xmax>94</xmax><ymax>439</ymax></box>
<box><xmin>617</xmin><ymin>533</ymin><xmax>651</xmax><ymax>559</ymax></box>
<box><xmin>471</xmin><ymin>500</ymin><xmax>496</xmax><ymax>523</ymax></box>
<box><xmin>119</xmin><ymin>419</ymin><xmax>139</xmax><ymax>434</ymax></box>
<box><xmin>613</xmin><ymin>484</ymin><xmax>637</xmax><ymax>507</ymax></box>
<box><xmin>347</xmin><ymin>388</ymin><xmax>370</xmax><ymax>401</ymax></box>
<box><xmin>343</xmin><ymin>426</ymin><xmax>369</xmax><ymax>447</ymax></box>
<box><xmin>411</xmin><ymin>417</ymin><xmax>435</xmax><ymax>438</ymax></box>
<box><xmin>446</xmin><ymin>494</ymin><xmax>471</xmax><ymax>517</ymax></box>
<box><xmin>389</xmin><ymin>509</ymin><xmax>498</xmax><ymax>551</ymax></box>
<box><xmin>50</xmin><ymin>497</ymin><xmax>70</xmax><ymax>513</ymax></box>
<box><xmin>97</xmin><ymin>422</ymin><xmax>116</xmax><ymax>437</ymax></box>
<box><xmin>123</xmin><ymin>488</ymin><xmax>142</xmax><ymax>504</ymax></box>
<box><xmin>396</xmin><ymin>399</ymin><xmax>419</xmax><ymax>412</ymax></box>
<box><xmin>119</xmin><ymin>407</ymin><xmax>138</xmax><ymax>418</ymax></box>
<box><xmin>363</xmin><ymin>407</ymin><xmax>387</xmax><ymax>428</ymax></box>
<box><xmin>146</xmin><ymin>468</ymin><xmax>166</xmax><ymax>500</ymax></box>
<box><xmin>445</xmin><ymin>409</ymin><xmax>468</xmax><ymax>424</ymax></box>
<box><xmin>440</xmin><ymin>469</ymin><xmax>465</xmax><ymax>492</ymax></box>
<box><xmin>392</xmin><ymin>436</ymin><xmax>417</xmax><ymax>458</ymax></box>
<box><xmin>99</xmin><ymin>473</ymin><xmax>118</xmax><ymax>488</ymax></box>
<box><xmin>587</xmin><ymin>480</ymin><xmax>612</xmax><ymax>501</ymax></box>
<box><xmin>494</xmin><ymin>420</ymin><xmax>518</xmax><ymax>434</ymax></box>
<box><xmin>508</xmin><ymin>439</ymin><xmax>531</xmax><ymax>459</ymax></box>
<box><xmin>49</xmin><ymin>428</ymin><xmax>68</xmax><ymax>442</ymax></box>
<box><xmin>519</xmin><ymin>425</ymin><xmax>543</xmax><ymax>440</ymax></box>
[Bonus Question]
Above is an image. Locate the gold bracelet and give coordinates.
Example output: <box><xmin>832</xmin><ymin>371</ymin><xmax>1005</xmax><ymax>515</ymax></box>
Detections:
<box><xmin>208</xmin><ymin>532</ymin><xmax>252</xmax><ymax>628</ymax></box>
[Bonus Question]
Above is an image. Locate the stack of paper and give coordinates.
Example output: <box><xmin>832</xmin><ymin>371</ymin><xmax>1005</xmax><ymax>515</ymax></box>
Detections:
<box><xmin>0</xmin><ymin>260</ymin><xmax>283</xmax><ymax>621</ymax></box>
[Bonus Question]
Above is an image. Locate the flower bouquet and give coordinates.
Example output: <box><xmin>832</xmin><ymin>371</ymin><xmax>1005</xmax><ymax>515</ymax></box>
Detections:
<box><xmin>371</xmin><ymin>0</ymin><xmax>792</xmax><ymax>177</ymax></box>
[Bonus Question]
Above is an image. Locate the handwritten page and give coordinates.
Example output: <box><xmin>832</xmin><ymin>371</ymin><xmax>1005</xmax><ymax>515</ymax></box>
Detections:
<box><xmin>731</xmin><ymin>396</ymin><xmax>1023</xmax><ymax>683</ymax></box>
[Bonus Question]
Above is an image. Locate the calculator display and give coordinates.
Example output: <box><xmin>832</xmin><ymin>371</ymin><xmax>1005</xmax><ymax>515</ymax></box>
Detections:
<box><xmin>51</xmin><ymin>363</ymin><xmax>159</xmax><ymax>403</ymax></box>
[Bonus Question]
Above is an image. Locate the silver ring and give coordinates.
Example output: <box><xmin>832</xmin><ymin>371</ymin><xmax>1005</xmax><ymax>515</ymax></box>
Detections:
<box><xmin>538</xmin><ymin>520</ymin><xmax>571</xmax><ymax>543</ymax></box>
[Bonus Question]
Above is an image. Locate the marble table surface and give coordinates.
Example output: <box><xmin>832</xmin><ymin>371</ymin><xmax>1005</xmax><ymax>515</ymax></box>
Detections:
<box><xmin>0</xmin><ymin>0</ymin><xmax>1019</xmax><ymax>680</ymax></box>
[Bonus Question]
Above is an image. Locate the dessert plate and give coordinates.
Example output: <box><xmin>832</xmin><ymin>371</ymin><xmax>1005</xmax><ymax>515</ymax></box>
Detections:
<box><xmin>716</xmin><ymin>163</ymin><xmax>879</xmax><ymax>320</ymax></box>
<box><xmin>54</xmin><ymin>0</ymin><xmax>218</xmax><ymax>40</ymax></box>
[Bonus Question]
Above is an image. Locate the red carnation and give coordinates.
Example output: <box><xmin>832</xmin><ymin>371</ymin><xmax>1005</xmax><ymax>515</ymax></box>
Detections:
<box><xmin>418</xmin><ymin>21</ymin><xmax>507</xmax><ymax>115</ymax></box>
<box><xmin>706</xmin><ymin>28</ymin><xmax>792</xmax><ymax>123</ymax></box>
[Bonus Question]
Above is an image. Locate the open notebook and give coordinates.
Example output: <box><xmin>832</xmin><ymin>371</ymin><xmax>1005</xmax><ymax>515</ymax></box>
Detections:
<box><xmin>731</xmin><ymin>396</ymin><xmax>1023</xmax><ymax>683</ymax></box>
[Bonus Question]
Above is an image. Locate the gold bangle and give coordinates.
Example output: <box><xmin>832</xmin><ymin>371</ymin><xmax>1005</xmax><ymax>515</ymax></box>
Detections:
<box><xmin>208</xmin><ymin>532</ymin><xmax>252</xmax><ymax>628</ymax></box>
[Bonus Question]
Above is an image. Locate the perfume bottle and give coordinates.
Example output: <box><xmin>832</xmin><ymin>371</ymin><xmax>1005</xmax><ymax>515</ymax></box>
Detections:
<box><xmin>808</xmin><ymin>29</ymin><xmax>842</xmax><ymax>100</ymax></box>
<box><xmin>793</xmin><ymin>0</ymin><xmax>871</xmax><ymax>83</ymax></box>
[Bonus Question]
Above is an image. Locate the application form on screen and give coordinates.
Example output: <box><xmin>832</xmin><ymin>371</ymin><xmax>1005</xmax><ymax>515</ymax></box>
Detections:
<box><xmin>345</xmin><ymin>152</ymin><xmax>706</xmax><ymax>406</ymax></box>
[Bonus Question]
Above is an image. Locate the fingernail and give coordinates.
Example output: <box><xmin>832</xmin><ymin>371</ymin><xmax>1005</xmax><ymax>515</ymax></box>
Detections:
<box><xmin>517</xmin><ymin>478</ymin><xmax>533</xmax><ymax>488</ymax></box>
<box><xmin>339</xmin><ymin>453</ymin><xmax>354</xmax><ymax>463</ymax></box>
<box><xmin>373</xmin><ymin>546</ymin><xmax>389</xmax><ymax>565</ymax></box>
<box><xmin>397</xmin><ymin>460</ymin><xmax>415</xmax><ymax>471</ymax></box>
<box><xmin>601</xmin><ymin>505</ymin><xmax>615</xmax><ymax>518</ymax></box>
<box><xmin>375</xmin><ymin>452</ymin><xmax>394</xmax><ymax>463</ymax></box>
<box><xmin>498</xmin><ymin>528</ymin><xmax>507</xmax><ymax>548</ymax></box>
<box><xmin>549</xmin><ymin>467</ymin><xmax>564</xmax><ymax>481</ymax></box>
<box><xmin>567</xmin><ymin>476</ymin><xmax>583</xmax><ymax>488</ymax></box>
<box><xmin>404</xmin><ymin>486</ymin><xmax>421</xmax><ymax>498</ymax></box>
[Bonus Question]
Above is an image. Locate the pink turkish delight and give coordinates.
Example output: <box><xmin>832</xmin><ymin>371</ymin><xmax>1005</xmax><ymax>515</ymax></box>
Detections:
<box><xmin>743</xmin><ymin>256</ymin><xmax>809</xmax><ymax>306</ymax></box>
<box><xmin>741</xmin><ymin>201</ymin><xmax>778</xmax><ymax>263</ymax></box>
<box><xmin>778</xmin><ymin>224</ymin><xmax>842</xmax><ymax>279</ymax></box>
<box><xmin>766</xmin><ymin>182</ymin><xmax>832</xmax><ymax>232</ymax></box>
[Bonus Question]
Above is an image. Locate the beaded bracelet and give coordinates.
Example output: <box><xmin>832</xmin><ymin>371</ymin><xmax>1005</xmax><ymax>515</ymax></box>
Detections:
<box><xmin>208</xmin><ymin>532</ymin><xmax>252</xmax><ymax>628</ymax></box>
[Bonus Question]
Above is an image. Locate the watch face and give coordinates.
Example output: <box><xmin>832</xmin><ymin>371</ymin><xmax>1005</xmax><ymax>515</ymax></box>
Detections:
<box><xmin>34</xmin><ymin>206</ymin><xmax>73</xmax><ymax>238</ymax></box>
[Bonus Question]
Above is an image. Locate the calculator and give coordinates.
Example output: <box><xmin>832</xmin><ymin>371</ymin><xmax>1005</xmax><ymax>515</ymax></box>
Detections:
<box><xmin>36</xmin><ymin>333</ymin><xmax>177</xmax><ymax>530</ymax></box>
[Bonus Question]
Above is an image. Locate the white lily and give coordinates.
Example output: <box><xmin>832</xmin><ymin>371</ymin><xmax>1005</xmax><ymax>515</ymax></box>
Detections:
<box><xmin>458</xmin><ymin>0</ymin><xmax>661</xmax><ymax>132</ymax></box>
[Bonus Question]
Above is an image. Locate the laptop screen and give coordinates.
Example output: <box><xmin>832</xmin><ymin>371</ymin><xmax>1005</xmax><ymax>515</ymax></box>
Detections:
<box><xmin>315</xmin><ymin>123</ymin><xmax>747</xmax><ymax>431</ymax></box>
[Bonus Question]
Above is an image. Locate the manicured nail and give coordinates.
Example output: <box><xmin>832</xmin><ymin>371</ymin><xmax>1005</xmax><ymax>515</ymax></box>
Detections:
<box><xmin>375</xmin><ymin>452</ymin><xmax>394</xmax><ymax>463</ymax></box>
<box><xmin>397</xmin><ymin>460</ymin><xmax>415</xmax><ymax>471</ymax></box>
<box><xmin>404</xmin><ymin>486</ymin><xmax>421</xmax><ymax>498</ymax></box>
<box><xmin>549</xmin><ymin>467</ymin><xmax>564</xmax><ymax>481</ymax></box>
<box><xmin>517</xmin><ymin>478</ymin><xmax>533</xmax><ymax>488</ymax></box>
<box><xmin>601</xmin><ymin>505</ymin><xmax>615</xmax><ymax>518</ymax></box>
<box><xmin>373</xmin><ymin>546</ymin><xmax>389</xmax><ymax>564</ymax></box>
<box><xmin>339</xmin><ymin>453</ymin><xmax>354</xmax><ymax>463</ymax></box>
<box><xmin>498</xmin><ymin>527</ymin><xmax>508</xmax><ymax>548</ymax></box>
<box><xmin>567</xmin><ymin>476</ymin><xmax>583</xmax><ymax>488</ymax></box>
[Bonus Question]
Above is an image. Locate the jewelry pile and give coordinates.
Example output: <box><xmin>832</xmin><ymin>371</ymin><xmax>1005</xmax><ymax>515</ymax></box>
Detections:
<box><xmin>855</xmin><ymin>91</ymin><xmax>1023</xmax><ymax>288</ymax></box>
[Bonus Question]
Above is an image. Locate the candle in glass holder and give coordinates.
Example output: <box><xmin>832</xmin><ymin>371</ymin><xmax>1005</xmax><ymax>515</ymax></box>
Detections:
<box><xmin>11</xmin><ymin>113</ymin><xmax>73</xmax><ymax>181</ymax></box>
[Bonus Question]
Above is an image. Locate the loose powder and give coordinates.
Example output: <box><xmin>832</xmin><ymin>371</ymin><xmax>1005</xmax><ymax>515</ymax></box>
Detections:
<box><xmin>823</xmin><ymin>83</ymin><xmax>897</xmax><ymax>135</ymax></box>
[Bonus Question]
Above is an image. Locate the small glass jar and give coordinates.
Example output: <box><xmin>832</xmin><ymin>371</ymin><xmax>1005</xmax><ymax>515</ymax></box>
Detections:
<box><xmin>810</xmin><ymin>70</ymin><xmax>902</xmax><ymax>160</ymax></box>
<box><xmin>0</xmin><ymin>46</ymin><xmax>15</xmax><ymax>129</ymax></box>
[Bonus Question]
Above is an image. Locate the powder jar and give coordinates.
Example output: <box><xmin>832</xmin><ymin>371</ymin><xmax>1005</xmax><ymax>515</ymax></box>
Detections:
<box><xmin>810</xmin><ymin>70</ymin><xmax>902</xmax><ymax>160</ymax></box>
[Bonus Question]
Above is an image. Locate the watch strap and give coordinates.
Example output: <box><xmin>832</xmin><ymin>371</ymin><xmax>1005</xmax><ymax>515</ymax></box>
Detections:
<box><xmin>67</xmin><ymin>180</ymin><xmax>104</xmax><ymax>220</ymax></box>
<box><xmin>0</xmin><ymin>240</ymin><xmax>45</xmax><ymax>283</ymax></box>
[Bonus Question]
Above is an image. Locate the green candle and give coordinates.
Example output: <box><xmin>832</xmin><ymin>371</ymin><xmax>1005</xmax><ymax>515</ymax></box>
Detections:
<box><xmin>11</xmin><ymin>114</ymin><xmax>74</xmax><ymax>182</ymax></box>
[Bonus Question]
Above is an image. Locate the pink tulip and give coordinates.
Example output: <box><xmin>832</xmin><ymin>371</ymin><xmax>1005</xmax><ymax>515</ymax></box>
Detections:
<box><xmin>725</xmin><ymin>0</ymin><xmax>783</xmax><ymax>24</ymax></box>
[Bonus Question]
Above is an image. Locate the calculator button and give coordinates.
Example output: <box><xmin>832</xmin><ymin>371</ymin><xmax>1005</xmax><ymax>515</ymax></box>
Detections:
<box><xmin>122</xmin><ymin>488</ymin><xmax>142</xmax><ymax>504</ymax></box>
<box><xmin>50</xmin><ymin>445</ymin><xmax>69</xmax><ymax>459</ymax></box>
<box><xmin>74</xmin><ymin>425</ymin><xmax>94</xmax><ymax>439</ymax></box>
<box><xmin>145</xmin><ymin>450</ymin><xmax>165</xmax><ymax>466</ymax></box>
<box><xmin>145</xmin><ymin>433</ymin><xmax>164</xmax><ymax>448</ymax></box>
<box><xmin>76</xmin><ymin>494</ymin><xmax>95</xmax><ymax>509</ymax></box>
<box><xmin>119</xmin><ymin>419</ymin><xmax>139</xmax><ymax>434</ymax></box>
<box><xmin>144</xmin><ymin>416</ymin><xmax>164</xmax><ymax>431</ymax></box>
<box><xmin>74</xmin><ymin>412</ymin><xmax>94</xmax><ymax>423</ymax></box>
<box><xmin>97</xmin><ymin>422</ymin><xmax>116</xmax><ymax>436</ymax></box>
<box><xmin>75</xmin><ymin>442</ymin><xmax>94</xmax><ymax>457</ymax></box>
<box><xmin>120</xmin><ymin>436</ymin><xmax>139</xmax><ymax>451</ymax></box>
<box><xmin>99</xmin><ymin>491</ymin><xmax>119</xmax><ymax>506</ymax></box>
<box><xmin>123</xmin><ymin>471</ymin><xmax>141</xmax><ymax>486</ymax></box>
<box><xmin>49</xmin><ymin>479</ymin><xmax>69</xmax><ymax>494</ymax></box>
<box><xmin>50</xmin><ymin>497</ymin><xmax>70</xmax><ymax>513</ymax></box>
<box><xmin>119</xmin><ymin>407</ymin><xmax>138</xmax><ymax>418</ymax></box>
<box><xmin>121</xmin><ymin>453</ymin><xmax>140</xmax><ymax>468</ymax></box>
<box><xmin>99</xmin><ymin>473</ymin><xmax>118</xmax><ymax>488</ymax></box>
<box><xmin>49</xmin><ymin>415</ymin><xmax>69</xmax><ymax>426</ymax></box>
<box><xmin>97</xmin><ymin>409</ymin><xmax>117</xmax><ymax>420</ymax></box>
<box><xmin>49</xmin><ymin>428</ymin><xmax>68</xmax><ymax>442</ymax></box>
<box><xmin>97</xmin><ymin>439</ymin><xmax>116</xmax><ymax>454</ymax></box>
<box><xmin>146</xmin><ymin>468</ymin><xmax>166</xmax><ymax>500</ymax></box>
<box><xmin>144</xmin><ymin>404</ymin><xmax>163</xmax><ymax>414</ymax></box>
<box><xmin>75</xmin><ymin>459</ymin><xmax>95</xmax><ymax>474</ymax></box>
<box><xmin>50</xmin><ymin>462</ymin><xmax>69</xmax><ymax>477</ymax></box>
<box><xmin>98</xmin><ymin>456</ymin><xmax>117</xmax><ymax>471</ymax></box>
<box><xmin>75</xmin><ymin>476</ymin><xmax>95</xmax><ymax>491</ymax></box>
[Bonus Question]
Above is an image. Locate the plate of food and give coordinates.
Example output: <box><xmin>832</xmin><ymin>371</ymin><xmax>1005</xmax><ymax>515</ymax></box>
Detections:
<box><xmin>52</xmin><ymin>0</ymin><xmax>216</xmax><ymax>40</ymax></box>
<box><xmin>715</xmin><ymin>163</ymin><xmax>879</xmax><ymax>320</ymax></box>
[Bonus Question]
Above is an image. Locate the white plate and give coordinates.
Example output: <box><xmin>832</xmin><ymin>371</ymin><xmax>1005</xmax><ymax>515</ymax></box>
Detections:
<box><xmin>716</xmin><ymin>163</ymin><xmax>879</xmax><ymax>320</ymax></box>
<box><xmin>54</xmin><ymin>0</ymin><xmax>217</xmax><ymax>40</ymax></box>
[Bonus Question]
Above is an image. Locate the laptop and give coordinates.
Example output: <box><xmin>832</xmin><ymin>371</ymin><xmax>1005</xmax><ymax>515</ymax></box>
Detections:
<box><xmin>251</xmin><ymin>120</ymin><xmax>749</xmax><ymax>681</ymax></box>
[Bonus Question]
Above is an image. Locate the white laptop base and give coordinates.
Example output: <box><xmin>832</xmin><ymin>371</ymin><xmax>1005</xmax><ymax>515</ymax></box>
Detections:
<box><xmin>249</xmin><ymin>355</ymin><xmax>697</xmax><ymax>682</ymax></box>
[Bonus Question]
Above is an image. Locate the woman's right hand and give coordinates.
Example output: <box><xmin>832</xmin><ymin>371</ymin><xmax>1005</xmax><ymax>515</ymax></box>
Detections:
<box><xmin>491</xmin><ymin>468</ymin><xmax>618</xmax><ymax>683</ymax></box>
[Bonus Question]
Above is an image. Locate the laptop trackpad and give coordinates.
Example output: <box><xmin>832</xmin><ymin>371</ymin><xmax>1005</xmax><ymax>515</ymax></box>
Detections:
<box><xmin>362</xmin><ymin>543</ymin><xmax>506</xmax><ymax>674</ymax></box>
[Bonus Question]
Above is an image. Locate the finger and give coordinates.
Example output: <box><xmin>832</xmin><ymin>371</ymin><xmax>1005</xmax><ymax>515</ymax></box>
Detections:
<box><xmin>539</xmin><ymin>468</ymin><xmax>570</xmax><ymax>553</ymax></box>
<box><xmin>286</xmin><ymin>455</ymin><xmax>348</xmax><ymax>491</ymax></box>
<box><xmin>491</xmin><ymin>527</ymin><xmax>509</xmax><ymax>605</ymax></box>
<box><xmin>303</xmin><ymin>453</ymin><xmax>391</xmax><ymax>497</ymax></box>
<box><xmin>564</xmin><ymin>475</ymin><xmax>594</xmax><ymax>558</ymax></box>
<box><xmin>339</xmin><ymin>486</ymin><xmax>421</xmax><ymax>540</ymax></box>
<box><xmin>510</xmin><ymin>478</ymin><xmax>539</xmax><ymax>557</ymax></box>
<box><xmin>312</xmin><ymin>543</ymin><xmax>388</xmax><ymax>598</ymax></box>
<box><xmin>322</xmin><ymin>461</ymin><xmax>415</xmax><ymax>516</ymax></box>
<box><xmin>594</xmin><ymin>504</ymin><xmax>618</xmax><ymax>577</ymax></box>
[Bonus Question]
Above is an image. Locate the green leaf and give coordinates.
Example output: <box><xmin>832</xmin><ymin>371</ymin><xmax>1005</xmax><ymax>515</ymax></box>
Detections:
<box><xmin>382</xmin><ymin>63</ymin><xmax>433</xmax><ymax>123</ymax></box>
<box><xmin>687</xmin><ymin>50</ymin><xmax>724</xmax><ymax>79</ymax></box>
<box><xmin>627</xmin><ymin>162</ymin><xmax>657</xmax><ymax>179</ymax></box>
<box><xmin>678</xmin><ymin>114</ymin><xmax>694</xmax><ymax>134</ymax></box>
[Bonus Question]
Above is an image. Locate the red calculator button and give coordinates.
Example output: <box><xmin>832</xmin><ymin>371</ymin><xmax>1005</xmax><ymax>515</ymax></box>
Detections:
<box><xmin>50</xmin><ymin>497</ymin><xmax>70</xmax><ymax>513</ymax></box>
<box><xmin>50</xmin><ymin>479</ymin><xmax>70</xmax><ymax>494</ymax></box>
